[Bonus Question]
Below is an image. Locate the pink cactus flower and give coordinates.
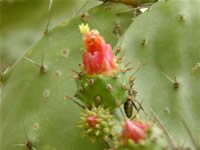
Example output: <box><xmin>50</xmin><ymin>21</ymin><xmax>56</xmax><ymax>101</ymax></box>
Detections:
<box><xmin>121</xmin><ymin>119</ymin><xmax>147</xmax><ymax>144</ymax></box>
<box><xmin>79</xmin><ymin>24</ymin><xmax>118</xmax><ymax>75</ymax></box>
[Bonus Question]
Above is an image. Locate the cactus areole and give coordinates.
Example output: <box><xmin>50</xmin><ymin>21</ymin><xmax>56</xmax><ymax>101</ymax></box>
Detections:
<box><xmin>75</xmin><ymin>24</ymin><xmax>131</xmax><ymax>110</ymax></box>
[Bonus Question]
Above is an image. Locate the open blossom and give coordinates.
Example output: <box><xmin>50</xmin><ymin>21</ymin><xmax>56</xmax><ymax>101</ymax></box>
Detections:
<box><xmin>79</xmin><ymin>23</ymin><xmax>118</xmax><ymax>75</ymax></box>
<box><xmin>121</xmin><ymin>119</ymin><xmax>147</xmax><ymax>144</ymax></box>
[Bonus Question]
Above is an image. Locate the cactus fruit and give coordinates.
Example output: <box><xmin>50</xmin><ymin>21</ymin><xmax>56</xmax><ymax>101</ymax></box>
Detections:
<box><xmin>75</xmin><ymin>24</ymin><xmax>170</xmax><ymax>147</ymax></box>
<box><xmin>79</xmin><ymin>106</ymin><xmax>114</xmax><ymax>141</ymax></box>
<box><xmin>74</xmin><ymin>24</ymin><xmax>132</xmax><ymax>110</ymax></box>
<box><xmin>74</xmin><ymin>73</ymin><xmax>129</xmax><ymax>110</ymax></box>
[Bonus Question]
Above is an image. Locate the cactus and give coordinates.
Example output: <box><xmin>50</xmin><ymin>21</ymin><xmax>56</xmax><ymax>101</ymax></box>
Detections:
<box><xmin>74</xmin><ymin>24</ymin><xmax>131</xmax><ymax>110</ymax></box>
<box><xmin>120</xmin><ymin>0</ymin><xmax>200</xmax><ymax>148</ymax></box>
<box><xmin>79</xmin><ymin>106</ymin><xmax>114</xmax><ymax>141</ymax></box>
<box><xmin>0</xmin><ymin>2</ymin><xmax>132</xmax><ymax>150</ymax></box>
<box><xmin>1</xmin><ymin>0</ymin><xmax>200</xmax><ymax>149</ymax></box>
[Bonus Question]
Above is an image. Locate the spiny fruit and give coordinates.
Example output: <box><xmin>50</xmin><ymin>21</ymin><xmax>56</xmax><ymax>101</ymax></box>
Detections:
<box><xmin>79</xmin><ymin>106</ymin><xmax>114</xmax><ymax>141</ymax></box>
<box><xmin>74</xmin><ymin>23</ymin><xmax>136</xmax><ymax>110</ymax></box>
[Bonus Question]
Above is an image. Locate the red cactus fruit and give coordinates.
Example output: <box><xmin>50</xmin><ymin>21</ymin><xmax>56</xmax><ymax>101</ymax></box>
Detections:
<box><xmin>121</xmin><ymin>119</ymin><xmax>147</xmax><ymax>144</ymax></box>
<box><xmin>87</xmin><ymin>115</ymin><xmax>97</xmax><ymax>128</ymax></box>
<box><xmin>79</xmin><ymin>24</ymin><xmax>118</xmax><ymax>75</ymax></box>
<box><xmin>80</xmin><ymin>106</ymin><xmax>114</xmax><ymax>140</ymax></box>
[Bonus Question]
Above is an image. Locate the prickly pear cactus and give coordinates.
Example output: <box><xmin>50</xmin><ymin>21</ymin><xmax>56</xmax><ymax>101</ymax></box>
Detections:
<box><xmin>72</xmin><ymin>23</ymin><xmax>170</xmax><ymax>150</ymax></box>
<box><xmin>0</xmin><ymin>2</ymin><xmax>133</xmax><ymax>150</ymax></box>
<box><xmin>1</xmin><ymin>0</ymin><xmax>200</xmax><ymax>149</ymax></box>
<box><xmin>121</xmin><ymin>0</ymin><xmax>200</xmax><ymax>148</ymax></box>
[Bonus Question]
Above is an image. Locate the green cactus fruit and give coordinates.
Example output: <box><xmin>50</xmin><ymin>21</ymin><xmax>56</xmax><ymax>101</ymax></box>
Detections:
<box><xmin>74</xmin><ymin>23</ymin><xmax>138</xmax><ymax>110</ymax></box>
<box><xmin>79</xmin><ymin>106</ymin><xmax>114</xmax><ymax>141</ymax></box>
<box><xmin>119</xmin><ymin>0</ymin><xmax>200</xmax><ymax>148</ymax></box>
<box><xmin>75</xmin><ymin>70</ymin><xmax>130</xmax><ymax>110</ymax></box>
<box><xmin>0</xmin><ymin>2</ymin><xmax>133</xmax><ymax>150</ymax></box>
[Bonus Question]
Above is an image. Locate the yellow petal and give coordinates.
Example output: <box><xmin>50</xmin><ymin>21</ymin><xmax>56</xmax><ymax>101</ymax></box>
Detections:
<box><xmin>79</xmin><ymin>23</ymin><xmax>90</xmax><ymax>35</ymax></box>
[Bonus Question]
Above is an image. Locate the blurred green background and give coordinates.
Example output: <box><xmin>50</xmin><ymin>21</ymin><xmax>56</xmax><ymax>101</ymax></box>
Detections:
<box><xmin>0</xmin><ymin>0</ymin><xmax>99</xmax><ymax>70</ymax></box>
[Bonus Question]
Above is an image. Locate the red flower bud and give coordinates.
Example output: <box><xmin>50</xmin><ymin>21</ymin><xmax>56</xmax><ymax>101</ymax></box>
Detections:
<box><xmin>121</xmin><ymin>119</ymin><xmax>147</xmax><ymax>144</ymax></box>
<box><xmin>87</xmin><ymin>115</ymin><xmax>97</xmax><ymax>128</ymax></box>
<box><xmin>80</xmin><ymin>24</ymin><xmax>118</xmax><ymax>75</ymax></box>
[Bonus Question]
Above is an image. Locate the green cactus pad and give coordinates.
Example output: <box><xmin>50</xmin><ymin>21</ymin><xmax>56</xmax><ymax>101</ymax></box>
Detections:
<box><xmin>120</xmin><ymin>0</ymin><xmax>200</xmax><ymax>148</ymax></box>
<box><xmin>0</xmin><ymin>2</ymin><xmax>133</xmax><ymax>150</ymax></box>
